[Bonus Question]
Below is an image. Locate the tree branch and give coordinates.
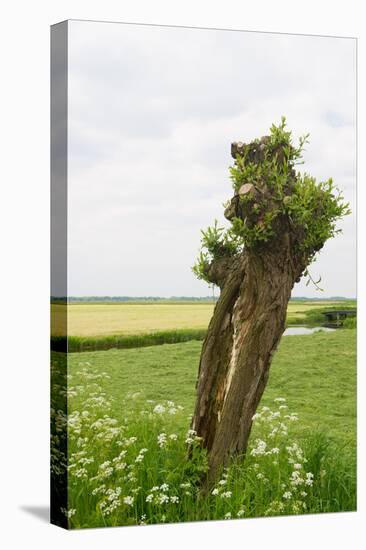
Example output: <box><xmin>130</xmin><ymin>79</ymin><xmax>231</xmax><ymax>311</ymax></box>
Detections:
<box><xmin>203</xmin><ymin>256</ymin><xmax>234</xmax><ymax>289</ymax></box>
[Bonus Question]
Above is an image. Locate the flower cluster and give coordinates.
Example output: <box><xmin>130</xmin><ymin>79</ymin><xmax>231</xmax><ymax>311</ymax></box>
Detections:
<box><xmin>51</xmin><ymin>355</ymin><xmax>329</xmax><ymax>529</ymax></box>
<box><xmin>249</xmin><ymin>398</ymin><xmax>315</xmax><ymax>516</ymax></box>
<box><xmin>145</xmin><ymin>484</ymin><xmax>180</xmax><ymax>506</ymax></box>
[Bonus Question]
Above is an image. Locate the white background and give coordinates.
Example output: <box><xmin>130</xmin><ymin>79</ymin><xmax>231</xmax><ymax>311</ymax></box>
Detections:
<box><xmin>0</xmin><ymin>1</ymin><xmax>364</xmax><ymax>549</ymax></box>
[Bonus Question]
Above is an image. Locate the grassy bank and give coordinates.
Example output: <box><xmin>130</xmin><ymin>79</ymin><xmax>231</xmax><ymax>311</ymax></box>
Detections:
<box><xmin>52</xmin><ymin>328</ymin><xmax>207</xmax><ymax>353</ymax></box>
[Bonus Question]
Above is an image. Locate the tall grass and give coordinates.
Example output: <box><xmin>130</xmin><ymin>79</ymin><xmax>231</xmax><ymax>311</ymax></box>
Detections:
<box><xmin>51</xmin><ymin>359</ymin><xmax>356</xmax><ymax>529</ymax></box>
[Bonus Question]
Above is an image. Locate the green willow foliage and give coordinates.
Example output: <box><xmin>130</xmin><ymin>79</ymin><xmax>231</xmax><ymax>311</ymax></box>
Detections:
<box><xmin>193</xmin><ymin>118</ymin><xmax>350</xmax><ymax>283</ymax></box>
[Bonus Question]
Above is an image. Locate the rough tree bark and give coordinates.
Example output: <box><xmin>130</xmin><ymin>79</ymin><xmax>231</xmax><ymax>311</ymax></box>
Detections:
<box><xmin>192</xmin><ymin>244</ymin><xmax>304</xmax><ymax>487</ymax></box>
<box><xmin>191</xmin><ymin>135</ymin><xmax>313</xmax><ymax>487</ymax></box>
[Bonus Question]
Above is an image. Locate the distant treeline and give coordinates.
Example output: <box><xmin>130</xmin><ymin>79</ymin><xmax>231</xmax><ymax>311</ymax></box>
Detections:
<box><xmin>52</xmin><ymin>296</ymin><xmax>218</xmax><ymax>303</ymax></box>
<box><xmin>51</xmin><ymin>296</ymin><xmax>356</xmax><ymax>304</ymax></box>
<box><xmin>51</xmin><ymin>295</ymin><xmax>355</xmax><ymax>304</ymax></box>
<box><xmin>290</xmin><ymin>296</ymin><xmax>356</xmax><ymax>301</ymax></box>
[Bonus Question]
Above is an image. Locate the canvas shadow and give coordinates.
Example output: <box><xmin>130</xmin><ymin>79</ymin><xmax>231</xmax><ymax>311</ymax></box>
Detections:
<box><xmin>20</xmin><ymin>505</ymin><xmax>49</xmax><ymax>523</ymax></box>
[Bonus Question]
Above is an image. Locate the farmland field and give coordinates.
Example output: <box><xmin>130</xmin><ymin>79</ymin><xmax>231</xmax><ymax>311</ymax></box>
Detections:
<box><xmin>51</xmin><ymin>299</ymin><xmax>356</xmax><ymax>337</ymax></box>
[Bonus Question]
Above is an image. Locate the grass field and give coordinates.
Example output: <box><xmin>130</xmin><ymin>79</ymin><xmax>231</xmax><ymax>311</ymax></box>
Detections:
<box><xmin>52</xmin><ymin>328</ymin><xmax>356</xmax><ymax>527</ymax></box>
<box><xmin>68</xmin><ymin>329</ymin><xmax>356</xmax><ymax>448</ymax></box>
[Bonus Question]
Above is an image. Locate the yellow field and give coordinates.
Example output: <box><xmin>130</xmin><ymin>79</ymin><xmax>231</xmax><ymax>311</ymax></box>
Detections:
<box><xmin>51</xmin><ymin>300</ymin><xmax>346</xmax><ymax>337</ymax></box>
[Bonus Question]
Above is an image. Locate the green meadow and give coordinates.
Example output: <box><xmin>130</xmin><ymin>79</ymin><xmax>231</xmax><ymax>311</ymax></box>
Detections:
<box><xmin>68</xmin><ymin>329</ymin><xmax>356</xmax><ymax>449</ymax></box>
<box><xmin>51</xmin><ymin>301</ymin><xmax>356</xmax><ymax>528</ymax></box>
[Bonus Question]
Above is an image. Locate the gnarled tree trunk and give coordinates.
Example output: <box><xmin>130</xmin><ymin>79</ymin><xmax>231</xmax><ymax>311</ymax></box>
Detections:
<box><xmin>192</xmin><ymin>241</ymin><xmax>302</xmax><ymax>486</ymax></box>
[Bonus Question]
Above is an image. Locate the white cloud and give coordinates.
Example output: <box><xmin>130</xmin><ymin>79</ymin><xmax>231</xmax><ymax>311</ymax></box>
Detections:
<box><xmin>68</xmin><ymin>21</ymin><xmax>356</xmax><ymax>297</ymax></box>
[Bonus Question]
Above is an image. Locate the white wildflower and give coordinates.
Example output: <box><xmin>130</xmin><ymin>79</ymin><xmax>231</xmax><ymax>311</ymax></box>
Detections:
<box><xmin>74</xmin><ymin>467</ymin><xmax>87</xmax><ymax>479</ymax></box>
<box><xmin>305</xmin><ymin>472</ymin><xmax>314</xmax><ymax>486</ymax></box>
<box><xmin>158</xmin><ymin>494</ymin><xmax>170</xmax><ymax>504</ymax></box>
<box><xmin>92</xmin><ymin>485</ymin><xmax>106</xmax><ymax>496</ymax></box>
<box><xmin>61</xmin><ymin>507</ymin><xmax>76</xmax><ymax>518</ymax></box>
<box><xmin>185</xmin><ymin>428</ymin><xmax>198</xmax><ymax>445</ymax></box>
<box><xmin>250</xmin><ymin>439</ymin><xmax>267</xmax><ymax>456</ymax></box>
<box><xmin>157</xmin><ymin>433</ymin><xmax>167</xmax><ymax>448</ymax></box>
<box><xmin>123</xmin><ymin>496</ymin><xmax>134</xmax><ymax>506</ymax></box>
<box><xmin>153</xmin><ymin>404</ymin><xmax>166</xmax><ymax>414</ymax></box>
<box><xmin>290</xmin><ymin>471</ymin><xmax>304</xmax><ymax>487</ymax></box>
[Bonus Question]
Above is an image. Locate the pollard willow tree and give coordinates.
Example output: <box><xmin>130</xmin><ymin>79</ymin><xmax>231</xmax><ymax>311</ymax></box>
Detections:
<box><xmin>191</xmin><ymin>118</ymin><xmax>350</xmax><ymax>486</ymax></box>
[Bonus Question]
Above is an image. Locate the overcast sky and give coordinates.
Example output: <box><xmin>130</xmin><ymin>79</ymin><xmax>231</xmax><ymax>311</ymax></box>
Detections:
<box><xmin>68</xmin><ymin>21</ymin><xmax>356</xmax><ymax>298</ymax></box>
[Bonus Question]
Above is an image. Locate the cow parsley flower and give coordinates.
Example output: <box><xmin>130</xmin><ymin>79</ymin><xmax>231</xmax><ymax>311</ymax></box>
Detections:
<box><xmin>123</xmin><ymin>496</ymin><xmax>134</xmax><ymax>506</ymax></box>
<box><xmin>158</xmin><ymin>494</ymin><xmax>170</xmax><ymax>504</ymax></box>
<box><xmin>157</xmin><ymin>433</ymin><xmax>167</xmax><ymax>448</ymax></box>
<box><xmin>61</xmin><ymin>507</ymin><xmax>76</xmax><ymax>518</ymax></box>
<box><xmin>250</xmin><ymin>439</ymin><xmax>267</xmax><ymax>456</ymax></box>
<box><xmin>305</xmin><ymin>472</ymin><xmax>314</xmax><ymax>486</ymax></box>
<box><xmin>153</xmin><ymin>404</ymin><xmax>166</xmax><ymax>414</ymax></box>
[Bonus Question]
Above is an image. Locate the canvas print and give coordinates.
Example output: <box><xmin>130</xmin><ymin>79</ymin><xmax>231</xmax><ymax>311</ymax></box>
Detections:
<box><xmin>51</xmin><ymin>20</ymin><xmax>357</xmax><ymax>529</ymax></box>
